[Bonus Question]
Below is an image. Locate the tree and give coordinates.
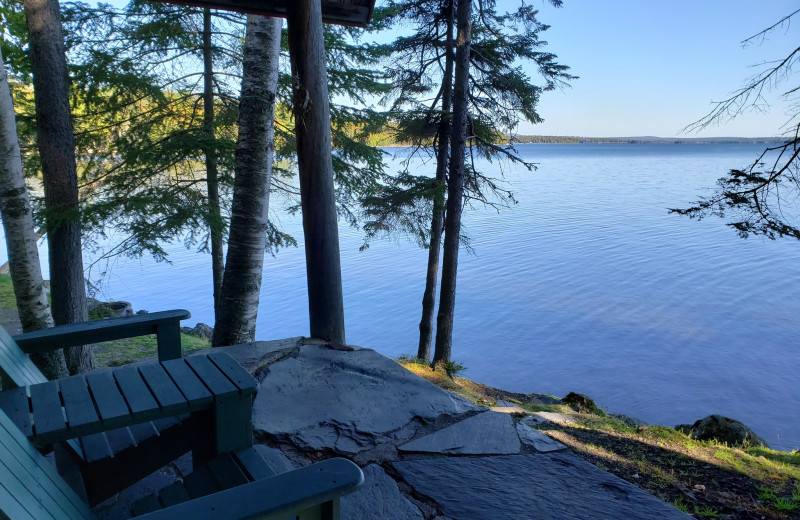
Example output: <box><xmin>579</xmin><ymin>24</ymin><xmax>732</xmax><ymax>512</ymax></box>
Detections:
<box><xmin>433</xmin><ymin>0</ymin><xmax>472</xmax><ymax>366</ymax></box>
<box><xmin>364</xmin><ymin>0</ymin><xmax>574</xmax><ymax>363</ymax></box>
<box><xmin>0</xmin><ymin>45</ymin><xmax>67</xmax><ymax>379</ymax></box>
<box><xmin>672</xmin><ymin>10</ymin><xmax>800</xmax><ymax>240</ymax></box>
<box><xmin>212</xmin><ymin>14</ymin><xmax>282</xmax><ymax>347</ymax></box>
<box><xmin>24</xmin><ymin>0</ymin><xmax>93</xmax><ymax>374</ymax></box>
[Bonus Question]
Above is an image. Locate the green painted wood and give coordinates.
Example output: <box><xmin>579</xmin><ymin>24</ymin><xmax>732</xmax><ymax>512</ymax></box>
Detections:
<box><xmin>155</xmin><ymin>320</ymin><xmax>181</xmax><ymax>362</ymax></box>
<box><xmin>0</xmin><ymin>328</ymin><xmax>46</xmax><ymax>388</ymax></box>
<box><xmin>161</xmin><ymin>359</ymin><xmax>212</xmax><ymax>407</ymax></box>
<box><xmin>137</xmin><ymin>364</ymin><xmax>187</xmax><ymax>414</ymax></box>
<box><xmin>102</xmin><ymin>427</ymin><xmax>135</xmax><ymax>453</ymax></box>
<box><xmin>233</xmin><ymin>447</ymin><xmax>277</xmax><ymax>481</ymax></box>
<box><xmin>0</xmin><ymin>387</ymin><xmax>32</xmax><ymax>437</ymax></box>
<box><xmin>206</xmin><ymin>352</ymin><xmax>258</xmax><ymax>394</ymax></box>
<box><xmin>59</xmin><ymin>377</ymin><xmax>98</xmax><ymax>430</ymax></box>
<box><xmin>0</xmin><ymin>409</ymin><xmax>94</xmax><ymax>520</ymax></box>
<box><xmin>29</xmin><ymin>381</ymin><xmax>65</xmax><ymax>440</ymax></box>
<box><xmin>185</xmin><ymin>355</ymin><xmax>237</xmax><ymax>397</ymax></box>
<box><xmin>152</xmin><ymin>416</ymin><xmax>181</xmax><ymax>432</ymax></box>
<box><xmin>85</xmin><ymin>371</ymin><xmax>130</xmax><ymax>426</ymax></box>
<box><xmin>13</xmin><ymin>310</ymin><xmax>191</xmax><ymax>354</ymax></box>
<box><xmin>213</xmin><ymin>395</ymin><xmax>253</xmax><ymax>454</ymax></box>
<box><xmin>182</xmin><ymin>465</ymin><xmax>220</xmax><ymax>499</ymax></box>
<box><xmin>113</xmin><ymin>366</ymin><xmax>159</xmax><ymax>417</ymax></box>
<box><xmin>135</xmin><ymin>458</ymin><xmax>363</xmax><ymax>520</ymax></box>
<box><xmin>128</xmin><ymin>422</ymin><xmax>158</xmax><ymax>444</ymax></box>
<box><xmin>79</xmin><ymin>433</ymin><xmax>111</xmax><ymax>463</ymax></box>
<box><xmin>207</xmin><ymin>454</ymin><xmax>249</xmax><ymax>490</ymax></box>
<box><xmin>157</xmin><ymin>481</ymin><xmax>191</xmax><ymax>508</ymax></box>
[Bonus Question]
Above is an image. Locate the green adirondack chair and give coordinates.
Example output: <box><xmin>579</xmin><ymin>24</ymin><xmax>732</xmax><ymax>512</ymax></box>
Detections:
<box><xmin>0</xmin><ymin>403</ymin><xmax>364</xmax><ymax>519</ymax></box>
<box><xmin>0</xmin><ymin>311</ymin><xmax>197</xmax><ymax>504</ymax></box>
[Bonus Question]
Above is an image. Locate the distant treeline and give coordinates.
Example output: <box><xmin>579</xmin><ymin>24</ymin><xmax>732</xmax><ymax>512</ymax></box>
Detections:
<box><xmin>507</xmin><ymin>135</ymin><xmax>788</xmax><ymax>144</ymax></box>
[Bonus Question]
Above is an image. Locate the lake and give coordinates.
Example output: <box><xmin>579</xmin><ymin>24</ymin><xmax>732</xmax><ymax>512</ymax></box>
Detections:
<box><xmin>14</xmin><ymin>142</ymin><xmax>800</xmax><ymax>450</ymax></box>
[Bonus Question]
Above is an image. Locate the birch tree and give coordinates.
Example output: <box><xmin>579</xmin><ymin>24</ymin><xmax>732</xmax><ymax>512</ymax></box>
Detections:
<box><xmin>212</xmin><ymin>15</ymin><xmax>282</xmax><ymax>347</ymax></box>
<box><xmin>0</xmin><ymin>46</ymin><xmax>67</xmax><ymax>379</ymax></box>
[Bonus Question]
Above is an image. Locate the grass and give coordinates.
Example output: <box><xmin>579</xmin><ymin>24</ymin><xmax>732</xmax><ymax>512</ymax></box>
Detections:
<box><xmin>396</xmin><ymin>356</ymin><xmax>800</xmax><ymax>520</ymax></box>
<box><xmin>0</xmin><ymin>273</ymin><xmax>211</xmax><ymax>367</ymax></box>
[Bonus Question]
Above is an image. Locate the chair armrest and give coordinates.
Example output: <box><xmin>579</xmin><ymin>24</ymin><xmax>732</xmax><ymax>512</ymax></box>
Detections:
<box><xmin>13</xmin><ymin>309</ymin><xmax>191</xmax><ymax>361</ymax></box>
<box><xmin>136</xmin><ymin>458</ymin><xmax>364</xmax><ymax>520</ymax></box>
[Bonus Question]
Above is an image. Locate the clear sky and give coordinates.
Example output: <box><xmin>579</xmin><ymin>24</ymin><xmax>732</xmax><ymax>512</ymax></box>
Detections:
<box><xmin>516</xmin><ymin>0</ymin><xmax>799</xmax><ymax>138</ymax></box>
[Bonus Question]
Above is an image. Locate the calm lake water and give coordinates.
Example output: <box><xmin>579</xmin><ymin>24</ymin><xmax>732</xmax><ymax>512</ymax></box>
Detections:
<box><xmin>13</xmin><ymin>142</ymin><xmax>800</xmax><ymax>450</ymax></box>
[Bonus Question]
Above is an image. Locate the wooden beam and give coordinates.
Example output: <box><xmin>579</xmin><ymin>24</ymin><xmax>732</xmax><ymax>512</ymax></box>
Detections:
<box><xmin>286</xmin><ymin>0</ymin><xmax>346</xmax><ymax>345</ymax></box>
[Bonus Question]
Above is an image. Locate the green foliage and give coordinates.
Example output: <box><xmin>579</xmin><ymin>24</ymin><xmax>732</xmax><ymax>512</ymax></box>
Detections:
<box><xmin>442</xmin><ymin>360</ymin><xmax>465</xmax><ymax>377</ymax></box>
<box><xmin>361</xmin><ymin>0</ymin><xmax>574</xmax><ymax>246</ymax></box>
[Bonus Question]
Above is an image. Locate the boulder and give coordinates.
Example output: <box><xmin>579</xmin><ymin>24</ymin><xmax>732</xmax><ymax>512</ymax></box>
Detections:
<box><xmin>88</xmin><ymin>298</ymin><xmax>134</xmax><ymax>318</ymax></box>
<box><xmin>180</xmin><ymin>322</ymin><xmax>214</xmax><ymax>340</ymax></box>
<box><xmin>676</xmin><ymin>415</ymin><xmax>768</xmax><ymax>448</ymax></box>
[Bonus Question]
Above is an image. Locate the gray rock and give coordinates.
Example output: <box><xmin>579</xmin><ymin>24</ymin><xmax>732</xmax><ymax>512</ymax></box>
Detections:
<box><xmin>517</xmin><ymin>418</ymin><xmax>567</xmax><ymax>452</ymax></box>
<box><xmin>393</xmin><ymin>454</ymin><xmax>690</xmax><ymax>520</ymax></box>
<box><xmin>400</xmin><ymin>412</ymin><xmax>520</xmax><ymax>455</ymax></box>
<box><xmin>341</xmin><ymin>464</ymin><xmax>423</xmax><ymax>520</ymax></box>
<box><xmin>88</xmin><ymin>299</ymin><xmax>134</xmax><ymax>317</ymax></box>
<box><xmin>180</xmin><ymin>322</ymin><xmax>214</xmax><ymax>340</ymax></box>
<box><xmin>221</xmin><ymin>338</ymin><xmax>304</xmax><ymax>373</ymax></box>
<box><xmin>676</xmin><ymin>415</ymin><xmax>768</xmax><ymax>448</ymax></box>
<box><xmin>610</xmin><ymin>413</ymin><xmax>648</xmax><ymax>428</ymax></box>
<box><xmin>251</xmin><ymin>345</ymin><xmax>479</xmax><ymax>453</ymax></box>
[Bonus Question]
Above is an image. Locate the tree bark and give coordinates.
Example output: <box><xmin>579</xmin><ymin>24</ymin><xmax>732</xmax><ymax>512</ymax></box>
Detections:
<box><xmin>286</xmin><ymin>0</ymin><xmax>346</xmax><ymax>344</ymax></box>
<box><xmin>0</xmin><ymin>46</ymin><xmax>67</xmax><ymax>380</ymax></box>
<box><xmin>203</xmin><ymin>9</ymin><xmax>224</xmax><ymax>327</ymax></box>
<box><xmin>212</xmin><ymin>15</ymin><xmax>281</xmax><ymax>347</ymax></box>
<box><xmin>24</xmin><ymin>0</ymin><xmax>92</xmax><ymax>374</ymax></box>
<box><xmin>418</xmin><ymin>0</ymin><xmax>455</xmax><ymax>362</ymax></box>
<box><xmin>432</xmin><ymin>0</ymin><xmax>472</xmax><ymax>366</ymax></box>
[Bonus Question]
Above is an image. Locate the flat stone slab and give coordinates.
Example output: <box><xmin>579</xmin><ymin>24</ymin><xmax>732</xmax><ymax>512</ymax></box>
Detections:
<box><xmin>400</xmin><ymin>411</ymin><xmax>520</xmax><ymax>455</ymax></box>
<box><xmin>517</xmin><ymin>418</ymin><xmax>567</xmax><ymax>452</ymax></box>
<box><xmin>393</xmin><ymin>454</ymin><xmax>690</xmax><ymax>520</ymax></box>
<box><xmin>341</xmin><ymin>464</ymin><xmax>423</xmax><ymax>520</ymax></box>
<box><xmin>250</xmin><ymin>344</ymin><xmax>479</xmax><ymax>453</ymax></box>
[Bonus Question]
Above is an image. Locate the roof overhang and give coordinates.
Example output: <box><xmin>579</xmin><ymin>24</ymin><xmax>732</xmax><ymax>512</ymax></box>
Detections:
<box><xmin>149</xmin><ymin>0</ymin><xmax>376</xmax><ymax>27</ymax></box>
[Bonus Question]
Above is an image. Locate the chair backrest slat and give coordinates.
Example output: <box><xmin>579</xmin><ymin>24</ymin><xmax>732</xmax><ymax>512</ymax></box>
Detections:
<box><xmin>0</xmin><ymin>409</ymin><xmax>94</xmax><ymax>520</ymax></box>
<box><xmin>0</xmin><ymin>328</ymin><xmax>47</xmax><ymax>388</ymax></box>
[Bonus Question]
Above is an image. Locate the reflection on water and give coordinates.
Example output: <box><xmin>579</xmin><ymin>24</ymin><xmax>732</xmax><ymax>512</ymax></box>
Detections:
<box><xmin>10</xmin><ymin>143</ymin><xmax>800</xmax><ymax>450</ymax></box>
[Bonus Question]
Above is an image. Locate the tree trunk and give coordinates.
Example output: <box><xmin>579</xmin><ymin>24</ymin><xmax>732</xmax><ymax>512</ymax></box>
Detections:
<box><xmin>432</xmin><ymin>0</ymin><xmax>472</xmax><ymax>366</ymax></box>
<box><xmin>286</xmin><ymin>1</ymin><xmax>346</xmax><ymax>345</ymax></box>
<box><xmin>212</xmin><ymin>15</ymin><xmax>281</xmax><ymax>347</ymax></box>
<box><xmin>418</xmin><ymin>0</ymin><xmax>455</xmax><ymax>362</ymax></box>
<box><xmin>24</xmin><ymin>0</ymin><xmax>92</xmax><ymax>374</ymax></box>
<box><xmin>203</xmin><ymin>9</ymin><xmax>224</xmax><ymax>327</ymax></box>
<box><xmin>0</xmin><ymin>46</ymin><xmax>67</xmax><ymax>380</ymax></box>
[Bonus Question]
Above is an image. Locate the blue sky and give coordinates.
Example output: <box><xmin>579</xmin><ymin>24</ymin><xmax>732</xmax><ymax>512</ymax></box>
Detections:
<box><xmin>516</xmin><ymin>0</ymin><xmax>798</xmax><ymax>137</ymax></box>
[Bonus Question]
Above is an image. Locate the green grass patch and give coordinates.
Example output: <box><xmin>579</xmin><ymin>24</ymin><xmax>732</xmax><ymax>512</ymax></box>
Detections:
<box><xmin>93</xmin><ymin>333</ymin><xmax>210</xmax><ymax>367</ymax></box>
<box><xmin>0</xmin><ymin>274</ymin><xmax>18</xmax><ymax>310</ymax></box>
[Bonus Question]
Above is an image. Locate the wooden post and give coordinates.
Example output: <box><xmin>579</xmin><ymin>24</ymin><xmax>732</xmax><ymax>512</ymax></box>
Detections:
<box><xmin>285</xmin><ymin>0</ymin><xmax>346</xmax><ymax>345</ymax></box>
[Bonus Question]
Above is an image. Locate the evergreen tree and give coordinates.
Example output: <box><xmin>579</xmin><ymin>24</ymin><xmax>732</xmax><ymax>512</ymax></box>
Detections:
<box><xmin>672</xmin><ymin>11</ymin><xmax>800</xmax><ymax>241</ymax></box>
<box><xmin>24</xmin><ymin>0</ymin><xmax>93</xmax><ymax>374</ymax></box>
<box><xmin>365</xmin><ymin>0</ymin><xmax>574</xmax><ymax>363</ymax></box>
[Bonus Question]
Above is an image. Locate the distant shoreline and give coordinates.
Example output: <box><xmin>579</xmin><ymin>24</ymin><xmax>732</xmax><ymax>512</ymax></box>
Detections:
<box><xmin>507</xmin><ymin>135</ymin><xmax>787</xmax><ymax>145</ymax></box>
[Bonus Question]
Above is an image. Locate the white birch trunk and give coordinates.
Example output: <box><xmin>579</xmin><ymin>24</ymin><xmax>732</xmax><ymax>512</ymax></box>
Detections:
<box><xmin>0</xmin><ymin>46</ymin><xmax>68</xmax><ymax>380</ymax></box>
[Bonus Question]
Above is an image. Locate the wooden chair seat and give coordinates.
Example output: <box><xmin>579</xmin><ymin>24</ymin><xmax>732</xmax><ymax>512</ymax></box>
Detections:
<box><xmin>0</xmin><ymin>404</ymin><xmax>364</xmax><ymax>520</ymax></box>
<box><xmin>0</xmin><ymin>311</ymin><xmax>200</xmax><ymax>504</ymax></box>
